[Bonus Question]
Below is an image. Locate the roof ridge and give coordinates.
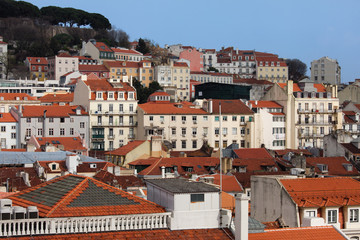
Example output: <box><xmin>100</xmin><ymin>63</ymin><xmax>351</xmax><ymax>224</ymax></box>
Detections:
<box><xmin>142</xmin><ymin>157</ymin><xmax>163</xmax><ymax>175</ymax></box>
<box><xmin>265</xmin><ymin>226</ymin><xmax>334</xmax><ymax>232</ymax></box>
<box><xmin>45</xmin><ymin>174</ymin><xmax>87</xmax><ymax>217</ymax></box>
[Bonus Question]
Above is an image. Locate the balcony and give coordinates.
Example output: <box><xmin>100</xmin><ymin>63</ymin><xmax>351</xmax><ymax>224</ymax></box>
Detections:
<box><xmin>0</xmin><ymin>213</ymin><xmax>171</xmax><ymax>237</ymax></box>
<box><xmin>92</xmin><ymin>122</ymin><xmax>138</xmax><ymax>127</ymax></box>
<box><xmin>91</xmin><ymin>110</ymin><xmax>137</xmax><ymax>115</ymax></box>
<box><xmin>298</xmin><ymin>133</ymin><xmax>325</xmax><ymax>138</ymax></box>
<box><xmin>240</xmin><ymin>121</ymin><xmax>246</xmax><ymax>126</ymax></box>
<box><xmin>92</xmin><ymin>134</ymin><xmax>104</xmax><ymax>139</ymax></box>
<box><xmin>128</xmin><ymin>134</ymin><xmax>135</xmax><ymax>139</ymax></box>
<box><xmin>108</xmin><ymin>135</ymin><xmax>115</xmax><ymax>139</ymax></box>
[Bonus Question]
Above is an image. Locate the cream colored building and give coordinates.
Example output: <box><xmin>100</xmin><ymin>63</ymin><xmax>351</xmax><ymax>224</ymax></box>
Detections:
<box><xmin>137</xmin><ymin>92</ymin><xmax>256</xmax><ymax>151</ymax></box>
<box><xmin>256</xmin><ymin>55</ymin><xmax>288</xmax><ymax>83</ymax></box>
<box><xmin>311</xmin><ymin>56</ymin><xmax>341</xmax><ymax>85</ymax></box>
<box><xmin>73</xmin><ymin>75</ymin><xmax>137</xmax><ymax>151</ymax></box>
<box><xmin>48</xmin><ymin>52</ymin><xmax>79</xmax><ymax>81</ymax></box>
<box><xmin>262</xmin><ymin>78</ymin><xmax>342</xmax><ymax>149</ymax></box>
<box><xmin>154</xmin><ymin>61</ymin><xmax>190</xmax><ymax>101</ymax></box>
<box><xmin>338</xmin><ymin>79</ymin><xmax>360</xmax><ymax>104</ymax></box>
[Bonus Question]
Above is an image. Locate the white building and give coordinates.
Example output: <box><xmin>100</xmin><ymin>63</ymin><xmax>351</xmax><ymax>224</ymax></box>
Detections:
<box><xmin>190</xmin><ymin>71</ymin><xmax>233</xmax><ymax>84</ymax></box>
<box><xmin>0</xmin><ymin>113</ymin><xmax>17</xmax><ymax>149</ymax></box>
<box><xmin>48</xmin><ymin>52</ymin><xmax>79</xmax><ymax>81</ymax></box>
<box><xmin>311</xmin><ymin>56</ymin><xmax>341</xmax><ymax>85</ymax></box>
<box><xmin>73</xmin><ymin>75</ymin><xmax>137</xmax><ymax>151</ymax></box>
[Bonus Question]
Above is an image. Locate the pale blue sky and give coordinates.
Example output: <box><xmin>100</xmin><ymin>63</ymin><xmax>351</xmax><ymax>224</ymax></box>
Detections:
<box><xmin>27</xmin><ymin>0</ymin><xmax>360</xmax><ymax>82</ymax></box>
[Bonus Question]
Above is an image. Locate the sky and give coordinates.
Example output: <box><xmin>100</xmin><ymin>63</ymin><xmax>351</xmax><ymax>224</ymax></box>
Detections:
<box><xmin>27</xmin><ymin>0</ymin><xmax>360</xmax><ymax>83</ymax></box>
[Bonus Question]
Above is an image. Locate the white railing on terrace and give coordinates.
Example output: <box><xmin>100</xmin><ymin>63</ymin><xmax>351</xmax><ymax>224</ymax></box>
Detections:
<box><xmin>0</xmin><ymin>213</ymin><xmax>171</xmax><ymax>237</ymax></box>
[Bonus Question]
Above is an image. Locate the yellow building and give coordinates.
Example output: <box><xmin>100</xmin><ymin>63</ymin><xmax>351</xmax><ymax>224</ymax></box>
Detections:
<box><xmin>25</xmin><ymin>57</ymin><xmax>49</xmax><ymax>81</ymax></box>
<box><xmin>256</xmin><ymin>55</ymin><xmax>288</xmax><ymax>83</ymax></box>
<box><xmin>104</xmin><ymin>60</ymin><xmax>154</xmax><ymax>87</ymax></box>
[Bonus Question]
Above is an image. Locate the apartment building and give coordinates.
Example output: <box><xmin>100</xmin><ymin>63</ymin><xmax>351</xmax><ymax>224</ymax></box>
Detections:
<box><xmin>111</xmin><ymin>47</ymin><xmax>144</xmax><ymax>62</ymax></box>
<box><xmin>249</xmin><ymin>100</ymin><xmax>286</xmax><ymax>150</ymax></box>
<box><xmin>24</xmin><ymin>57</ymin><xmax>49</xmax><ymax>81</ymax></box>
<box><xmin>262</xmin><ymin>79</ymin><xmax>342</xmax><ymax>149</ymax></box>
<box><xmin>0</xmin><ymin>113</ymin><xmax>17</xmax><ymax>149</ymax></box>
<box><xmin>0</xmin><ymin>36</ymin><xmax>7</xmax><ymax>80</ymax></box>
<box><xmin>190</xmin><ymin>71</ymin><xmax>233</xmax><ymax>84</ymax></box>
<box><xmin>202</xmin><ymin>49</ymin><xmax>217</xmax><ymax>70</ymax></box>
<box><xmin>48</xmin><ymin>52</ymin><xmax>79</xmax><ymax>81</ymax></box>
<box><xmin>73</xmin><ymin>75</ymin><xmax>137</xmax><ymax>151</ymax></box>
<box><xmin>311</xmin><ymin>56</ymin><xmax>341</xmax><ymax>85</ymax></box>
<box><xmin>179</xmin><ymin>46</ymin><xmax>203</xmax><ymax>72</ymax></box>
<box><xmin>80</xmin><ymin>40</ymin><xmax>115</xmax><ymax>63</ymax></box>
<box><xmin>10</xmin><ymin>105</ymin><xmax>89</xmax><ymax>148</ymax></box>
<box><xmin>0</xmin><ymin>93</ymin><xmax>39</xmax><ymax>113</ymax></box>
<box><xmin>104</xmin><ymin>60</ymin><xmax>154</xmax><ymax>87</ymax></box>
<box><xmin>256</xmin><ymin>54</ymin><xmax>288</xmax><ymax>83</ymax></box>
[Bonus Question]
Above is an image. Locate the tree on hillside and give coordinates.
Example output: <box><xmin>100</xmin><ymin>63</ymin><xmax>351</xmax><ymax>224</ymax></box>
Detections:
<box><xmin>133</xmin><ymin>79</ymin><xmax>163</xmax><ymax>104</ymax></box>
<box><xmin>208</xmin><ymin>67</ymin><xmax>219</xmax><ymax>72</ymax></box>
<box><xmin>136</xmin><ymin>38</ymin><xmax>150</xmax><ymax>55</ymax></box>
<box><xmin>0</xmin><ymin>0</ymin><xmax>40</xmax><ymax>18</ymax></box>
<box><xmin>108</xmin><ymin>27</ymin><xmax>130</xmax><ymax>48</ymax></box>
<box><xmin>286</xmin><ymin>58</ymin><xmax>307</xmax><ymax>82</ymax></box>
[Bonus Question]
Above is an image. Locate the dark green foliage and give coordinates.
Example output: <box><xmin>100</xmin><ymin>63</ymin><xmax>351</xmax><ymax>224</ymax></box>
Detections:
<box><xmin>286</xmin><ymin>58</ymin><xmax>307</xmax><ymax>82</ymax></box>
<box><xmin>133</xmin><ymin>79</ymin><xmax>163</xmax><ymax>104</ymax></box>
<box><xmin>0</xmin><ymin>0</ymin><xmax>40</xmax><ymax>18</ymax></box>
<box><xmin>207</xmin><ymin>66</ymin><xmax>219</xmax><ymax>72</ymax></box>
<box><xmin>50</xmin><ymin>33</ymin><xmax>75</xmax><ymax>54</ymax></box>
<box><xmin>136</xmin><ymin>38</ymin><xmax>150</xmax><ymax>55</ymax></box>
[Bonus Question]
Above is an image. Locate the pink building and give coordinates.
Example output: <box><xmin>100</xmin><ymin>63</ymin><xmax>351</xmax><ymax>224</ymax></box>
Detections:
<box><xmin>189</xmin><ymin>79</ymin><xmax>201</xmax><ymax>99</ymax></box>
<box><xmin>179</xmin><ymin>46</ymin><xmax>203</xmax><ymax>72</ymax></box>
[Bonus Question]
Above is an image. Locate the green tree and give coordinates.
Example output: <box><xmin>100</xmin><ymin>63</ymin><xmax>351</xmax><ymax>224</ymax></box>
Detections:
<box><xmin>50</xmin><ymin>33</ymin><xmax>74</xmax><ymax>54</ymax></box>
<box><xmin>286</xmin><ymin>58</ymin><xmax>307</xmax><ymax>82</ymax></box>
<box><xmin>133</xmin><ymin>79</ymin><xmax>163</xmax><ymax>104</ymax></box>
<box><xmin>136</xmin><ymin>38</ymin><xmax>150</xmax><ymax>55</ymax></box>
<box><xmin>207</xmin><ymin>66</ymin><xmax>219</xmax><ymax>72</ymax></box>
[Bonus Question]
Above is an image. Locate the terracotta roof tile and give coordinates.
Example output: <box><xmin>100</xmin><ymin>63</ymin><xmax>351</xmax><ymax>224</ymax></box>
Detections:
<box><xmin>249</xmin><ymin>226</ymin><xmax>347</xmax><ymax>240</ymax></box>
<box><xmin>38</xmin><ymin>93</ymin><xmax>74</xmax><ymax>104</ymax></box>
<box><xmin>104</xmin><ymin>60</ymin><xmax>140</xmax><ymax>68</ymax></box>
<box><xmin>111</xmin><ymin>47</ymin><xmax>143</xmax><ymax>55</ymax></box>
<box><xmin>0</xmin><ymin>167</ymin><xmax>43</xmax><ymax>192</ymax></box>
<box><xmin>233</xmin><ymin>171</ymin><xmax>289</xmax><ymax>189</ymax></box>
<box><xmin>26</xmin><ymin>57</ymin><xmax>48</xmax><ymax>65</ymax></box>
<box><xmin>0</xmin><ymin>93</ymin><xmax>37</xmax><ymax>101</ymax></box>
<box><xmin>233</xmin><ymin>148</ymin><xmax>273</xmax><ymax>159</ymax></box>
<box><xmin>94</xmin><ymin>170</ymin><xmax>145</xmax><ymax>190</ymax></box>
<box><xmin>139</xmin><ymin>101</ymin><xmax>207</xmax><ymax>115</ymax></box>
<box><xmin>105</xmin><ymin>140</ymin><xmax>147</xmax><ymax>156</ymax></box>
<box><xmin>9</xmin><ymin>174</ymin><xmax>165</xmax><ymax>218</ymax></box>
<box><xmin>232</xmin><ymin>158</ymin><xmax>279</xmax><ymax>172</ymax></box>
<box><xmin>274</xmin><ymin>149</ymin><xmax>312</xmax><ymax>157</ymax></box>
<box><xmin>233</xmin><ymin>78</ymin><xmax>273</xmax><ymax>85</ymax></box>
<box><xmin>20</xmin><ymin>105</ymin><xmax>87</xmax><ymax>117</ymax></box>
<box><xmin>278</xmin><ymin>83</ymin><xmax>326</xmax><ymax>92</ymax></box>
<box><xmin>173</xmin><ymin>62</ymin><xmax>188</xmax><ymax>67</ymax></box>
<box><xmin>0</xmin><ymin>112</ymin><xmax>16</xmax><ymax>122</ymax></box>
<box><xmin>35</xmin><ymin>137</ymin><xmax>87</xmax><ymax>152</ymax></box>
<box><xmin>341</xmin><ymin>143</ymin><xmax>360</xmax><ymax>154</ymax></box>
<box><xmin>191</xmin><ymin>71</ymin><xmax>232</xmax><ymax>77</ymax></box>
<box><xmin>7</xmin><ymin>228</ymin><xmax>234</xmax><ymax>239</ymax></box>
<box><xmin>94</xmin><ymin>42</ymin><xmax>113</xmax><ymax>52</ymax></box>
<box><xmin>280</xmin><ymin>177</ymin><xmax>360</xmax><ymax>207</ymax></box>
<box><xmin>249</xmin><ymin>101</ymin><xmax>282</xmax><ymax>108</ymax></box>
<box><xmin>84</xmin><ymin>79</ymin><xmax>135</xmax><ymax>99</ymax></box>
<box><xmin>306</xmin><ymin>157</ymin><xmax>358</xmax><ymax>176</ymax></box>
<box><xmin>197</xmin><ymin>174</ymin><xmax>243</xmax><ymax>192</ymax></box>
<box><xmin>211</xmin><ymin>99</ymin><xmax>253</xmax><ymax>115</ymax></box>
<box><xmin>79</xmin><ymin>64</ymin><xmax>109</xmax><ymax>72</ymax></box>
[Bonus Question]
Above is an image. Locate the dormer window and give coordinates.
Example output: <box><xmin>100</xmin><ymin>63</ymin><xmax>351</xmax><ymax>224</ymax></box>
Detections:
<box><xmin>108</xmin><ymin>92</ymin><xmax>114</xmax><ymax>99</ymax></box>
<box><xmin>128</xmin><ymin>92</ymin><xmax>134</xmax><ymax>100</ymax></box>
<box><xmin>317</xmin><ymin>164</ymin><xmax>328</xmax><ymax>173</ymax></box>
<box><xmin>96</xmin><ymin>92</ymin><xmax>103</xmax><ymax>99</ymax></box>
<box><xmin>118</xmin><ymin>92</ymin><xmax>124</xmax><ymax>99</ymax></box>
<box><xmin>259</xmin><ymin>61</ymin><xmax>263</xmax><ymax>66</ymax></box>
<box><xmin>343</xmin><ymin>163</ymin><xmax>353</xmax><ymax>172</ymax></box>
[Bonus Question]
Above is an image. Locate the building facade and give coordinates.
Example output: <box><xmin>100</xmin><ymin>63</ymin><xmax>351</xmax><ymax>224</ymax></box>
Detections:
<box><xmin>24</xmin><ymin>57</ymin><xmax>49</xmax><ymax>81</ymax></box>
<box><xmin>311</xmin><ymin>56</ymin><xmax>341</xmax><ymax>85</ymax></box>
<box><xmin>48</xmin><ymin>53</ymin><xmax>79</xmax><ymax>81</ymax></box>
<box><xmin>0</xmin><ymin>113</ymin><xmax>18</xmax><ymax>149</ymax></box>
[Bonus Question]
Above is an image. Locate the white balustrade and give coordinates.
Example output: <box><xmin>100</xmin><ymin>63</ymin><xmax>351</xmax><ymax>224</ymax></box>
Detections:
<box><xmin>0</xmin><ymin>212</ymin><xmax>170</xmax><ymax>237</ymax></box>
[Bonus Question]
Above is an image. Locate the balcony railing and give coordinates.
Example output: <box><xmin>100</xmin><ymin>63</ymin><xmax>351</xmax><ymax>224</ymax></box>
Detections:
<box><xmin>0</xmin><ymin>213</ymin><xmax>171</xmax><ymax>237</ymax></box>
<box><xmin>92</xmin><ymin>122</ymin><xmax>138</xmax><ymax>127</ymax></box>
<box><xmin>91</xmin><ymin>110</ymin><xmax>137</xmax><ymax>115</ymax></box>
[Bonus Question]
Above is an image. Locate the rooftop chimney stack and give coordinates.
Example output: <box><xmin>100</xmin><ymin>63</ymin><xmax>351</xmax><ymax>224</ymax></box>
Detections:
<box><xmin>235</xmin><ymin>194</ymin><xmax>249</xmax><ymax>240</ymax></box>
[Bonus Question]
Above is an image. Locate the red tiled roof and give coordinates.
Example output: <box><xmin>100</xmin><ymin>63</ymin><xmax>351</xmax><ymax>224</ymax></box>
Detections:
<box><xmin>35</xmin><ymin>137</ymin><xmax>87</xmax><ymax>152</ymax></box>
<box><xmin>341</xmin><ymin>143</ymin><xmax>360</xmax><ymax>154</ymax></box>
<box><xmin>173</xmin><ymin>62</ymin><xmax>188</xmax><ymax>67</ymax></box>
<box><xmin>197</xmin><ymin>174</ymin><xmax>243</xmax><ymax>192</ymax></box>
<box><xmin>94</xmin><ymin>170</ymin><xmax>145</xmax><ymax>190</ymax></box>
<box><xmin>256</xmin><ymin>56</ymin><xmax>287</xmax><ymax>67</ymax></box>
<box><xmin>111</xmin><ymin>47</ymin><xmax>142</xmax><ymax>55</ymax></box>
<box><xmin>0</xmin><ymin>112</ymin><xmax>16</xmax><ymax>122</ymax></box>
<box><xmin>233</xmin><ymin>148</ymin><xmax>272</xmax><ymax>159</ymax></box>
<box><xmin>79</xmin><ymin>64</ymin><xmax>109</xmax><ymax>72</ymax></box>
<box><xmin>232</xmin><ymin>158</ymin><xmax>278</xmax><ymax>172</ymax></box>
<box><xmin>8</xmin><ymin>228</ymin><xmax>234</xmax><ymax>239</ymax></box>
<box><xmin>306</xmin><ymin>157</ymin><xmax>358</xmax><ymax>176</ymax></box>
<box><xmin>20</xmin><ymin>105</ymin><xmax>87</xmax><ymax>117</ymax></box>
<box><xmin>84</xmin><ymin>79</ymin><xmax>135</xmax><ymax>100</ymax></box>
<box><xmin>233</xmin><ymin>78</ymin><xmax>273</xmax><ymax>85</ymax></box>
<box><xmin>38</xmin><ymin>93</ymin><xmax>74</xmax><ymax>103</ymax></box>
<box><xmin>105</xmin><ymin>140</ymin><xmax>147</xmax><ymax>156</ymax></box>
<box><xmin>0</xmin><ymin>148</ymin><xmax>26</xmax><ymax>152</ymax></box>
<box><xmin>222</xmin><ymin>191</ymin><xmax>235</xmax><ymax>212</ymax></box>
<box><xmin>104</xmin><ymin>60</ymin><xmax>140</xmax><ymax>68</ymax></box>
<box><xmin>0</xmin><ymin>192</ymin><xmax>15</xmax><ymax>199</ymax></box>
<box><xmin>354</xmin><ymin>104</ymin><xmax>360</xmax><ymax>111</ymax></box>
<box><xmin>249</xmin><ymin>101</ymin><xmax>282</xmax><ymax>108</ymax></box>
<box><xmin>211</xmin><ymin>99</ymin><xmax>253</xmax><ymax>115</ymax></box>
<box><xmin>0</xmin><ymin>167</ymin><xmax>42</xmax><ymax>192</ymax></box>
<box><xmin>249</xmin><ymin>226</ymin><xmax>347</xmax><ymax>240</ymax></box>
<box><xmin>150</xmin><ymin>91</ymin><xmax>170</xmax><ymax>97</ymax></box>
<box><xmin>57</xmin><ymin>52</ymin><xmax>72</xmax><ymax>57</ymax></box>
<box><xmin>94</xmin><ymin>42</ymin><xmax>113</xmax><ymax>52</ymax></box>
<box><xmin>280</xmin><ymin>177</ymin><xmax>360</xmax><ymax>207</ymax></box>
<box><xmin>278</xmin><ymin>83</ymin><xmax>326</xmax><ymax>92</ymax></box>
<box><xmin>191</xmin><ymin>71</ymin><xmax>232</xmax><ymax>77</ymax></box>
<box><xmin>233</xmin><ymin>171</ymin><xmax>289</xmax><ymax>189</ymax></box>
<box><xmin>139</xmin><ymin>101</ymin><xmax>208</xmax><ymax>115</ymax></box>
<box><xmin>26</xmin><ymin>57</ymin><xmax>48</xmax><ymax>65</ymax></box>
<box><xmin>343</xmin><ymin>111</ymin><xmax>356</xmax><ymax>116</ymax></box>
<box><xmin>131</xmin><ymin>157</ymin><xmax>219</xmax><ymax>176</ymax></box>
<box><xmin>0</xmin><ymin>93</ymin><xmax>37</xmax><ymax>101</ymax></box>
<box><xmin>9</xmin><ymin>174</ymin><xmax>166</xmax><ymax>218</ymax></box>
<box><xmin>274</xmin><ymin>149</ymin><xmax>312</xmax><ymax>157</ymax></box>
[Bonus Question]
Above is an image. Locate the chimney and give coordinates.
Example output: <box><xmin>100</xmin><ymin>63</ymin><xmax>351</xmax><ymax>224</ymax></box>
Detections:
<box><xmin>286</xmin><ymin>80</ymin><xmax>293</xmax><ymax>95</ymax></box>
<box><xmin>21</xmin><ymin>172</ymin><xmax>31</xmax><ymax>187</ymax></box>
<box><xmin>81</xmin><ymin>74</ymin><xmax>87</xmax><ymax>81</ymax></box>
<box><xmin>107</xmin><ymin>166</ymin><xmax>114</xmax><ymax>174</ymax></box>
<box><xmin>151</xmin><ymin>136</ymin><xmax>162</xmax><ymax>157</ymax></box>
<box><xmin>235</xmin><ymin>194</ymin><xmax>249</xmax><ymax>240</ymax></box>
<box><xmin>113</xmin><ymin>166</ymin><xmax>121</xmax><ymax>176</ymax></box>
<box><xmin>161</xmin><ymin>166</ymin><xmax>165</xmax><ymax>178</ymax></box>
<box><xmin>66</xmin><ymin>154</ymin><xmax>79</xmax><ymax>174</ymax></box>
<box><xmin>209</xmin><ymin>99</ymin><xmax>213</xmax><ymax>113</ymax></box>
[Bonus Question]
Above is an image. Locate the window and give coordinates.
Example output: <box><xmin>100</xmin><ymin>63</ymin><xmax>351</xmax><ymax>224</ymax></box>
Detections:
<box><xmin>240</xmin><ymin>116</ymin><xmax>245</xmax><ymax>122</ymax></box>
<box><xmin>70</xmin><ymin>118</ymin><xmax>74</xmax><ymax>123</ymax></box>
<box><xmin>327</xmin><ymin>210</ymin><xmax>337</xmax><ymax>223</ymax></box>
<box><xmin>215</xmin><ymin>141</ymin><xmax>219</xmax><ymax>148</ymax></box>
<box><xmin>97</xmin><ymin>92</ymin><xmax>102</xmax><ymax>99</ymax></box>
<box><xmin>191</xmin><ymin>194</ymin><xmax>204</xmax><ymax>202</ymax></box>
<box><xmin>182</xmin><ymin>140</ymin><xmax>186</xmax><ymax>149</ymax></box>
<box><xmin>232</xmin><ymin>127</ymin><xmax>237</xmax><ymax>135</ymax></box>
<box><xmin>119</xmin><ymin>104</ymin><xmax>124</xmax><ymax>112</ymax></box>
<box><xmin>60</xmin><ymin>128</ymin><xmax>65</xmax><ymax>135</ymax></box>
<box><xmin>70</xmin><ymin>128</ymin><xmax>74</xmax><ymax>135</ymax></box>
<box><xmin>328</xmin><ymin>103</ymin><xmax>332</xmax><ymax>111</ymax></box>
<box><xmin>26</xmin><ymin>118</ymin><xmax>31</xmax><ymax>123</ymax></box>
<box><xmin>149</xmin><ymin>116</ymin><xmax>154</xmax><ymax>121</ymax></box>
<box><xmin>182</xmin><ymin>128</ymin><xmax>186</xmax><ymax>135</ymax></box>
<box><xmin>305</xmin><ymin>211</ymin><xmax>316</xmax><ymax>217</ymax></box>
<box><xmin>37</xmin><ymin>128</ymin><xmax>43</xmax><ymax>136</ymax></box>
<box><xmin>49</xmin><ymin>118</ymin><xmax>54</xmax><ymax>123</ymax></box>
<box><xmin>172</xmin><ymin>141</ymin><xmax>176</xmax><ymax>149</ymax></box>
<box><xmin>192</xmin><ymin>116</ymin><xmax>197</xmax><ymax>122</ymax></box>
<box><xmin>49</xmin><ymin>128</ymin><xmax>54</xmax><ymax>136</ymax></box>
<box><xmin>192</xmin><ymin>140</ymin><xmax>197</xmax><ymax>149</ymax></box>
<box><xmin>350</xmin><ymin>209</ymin><xmax>359</xmax><ymax>223</ymax></box>
<box><xmin>241</xmin><ymin>140</ymin><xmax>245</xmax><ymax>148</ymax></box>
<box><xmin>192</xmin><ymin>128</ymin><xmax>197</xmax><ymax>135</ymax></box>
<box><xmin>80</xmin><ymin>122</ymin><xmax>85</xmax><ymax>128</ymax></box>
<box><xmin>241</xmin><ymin>128</ymin><xmax>245</xmax><ymax>135</ymax></box>
<box><xmin>129</xmin><ymin>104</ymin><xmax>134</xmax><ymax>112</ymax></box>
<box><xmin>222</xmin><ymin>127</ymin><xmax>228</xmax><ymax>135</ymax></box>
<box><xmin>232</xmin><ymin>116</ymin><xmax>237</xmax><ymax>121</ymax></box>
<box><xmin>171</xmin><ymin>116</ymin><xmax>176</xmax><ymax>121</ymax></box>
<box><xmin>172</xmin><ymin>128</ymin><xmax>176</xmax><ymax>135</ymax></box>
<box><xmin>11</xmin><ymin>132</ymin><xmax>16</xmax><ymax>139</ymax></box>
<box><xmin>223</xmin><ymin>116</ymin><xmax>227</xmax><ymax>121</ymax></box>
<box><xmin>203</xmin><ymin>116</ymin><xmax>208</xmax><ymax>121</ymax></box>
<box><xmin>215</xmin><ymin>116</ymin><xmax>219</xmax><ymax>121</ymax></box>
<box><xmin>215</xmin><ymin>128</ymin><xmax>220</xmax><ymax>135</ymax></box>
<box><xmin>109</xmin><ymin>104</ymin><xmax>113</xmax><ymax>112</ymax></box>
<box><xmin>160</xmin><ymin>116</ymin><xmax>164</xmax><ymax>122</ymax></box>
<box><xmin>128</xmin><ymin>92</ymin><xmax>134</xmax><ymax>99</ymax></box>
<box><xmin>118</xmin><ymin>92</ymin><xmax>124</xmax><ymax>99</ymax></box>
<box><xmin>181</xmin><ymin>116</ymin><xmax>186</xmax><ymax>122</ymax></box>
<box><xmin>60</xmin><ymin>117</ymin><xmax>65</xmax><ymax>123</ymax></box>
<box><xmin>0</xmin><ymin>126</ymin><xmax>5</xmax><ymax>132</ymax></box>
